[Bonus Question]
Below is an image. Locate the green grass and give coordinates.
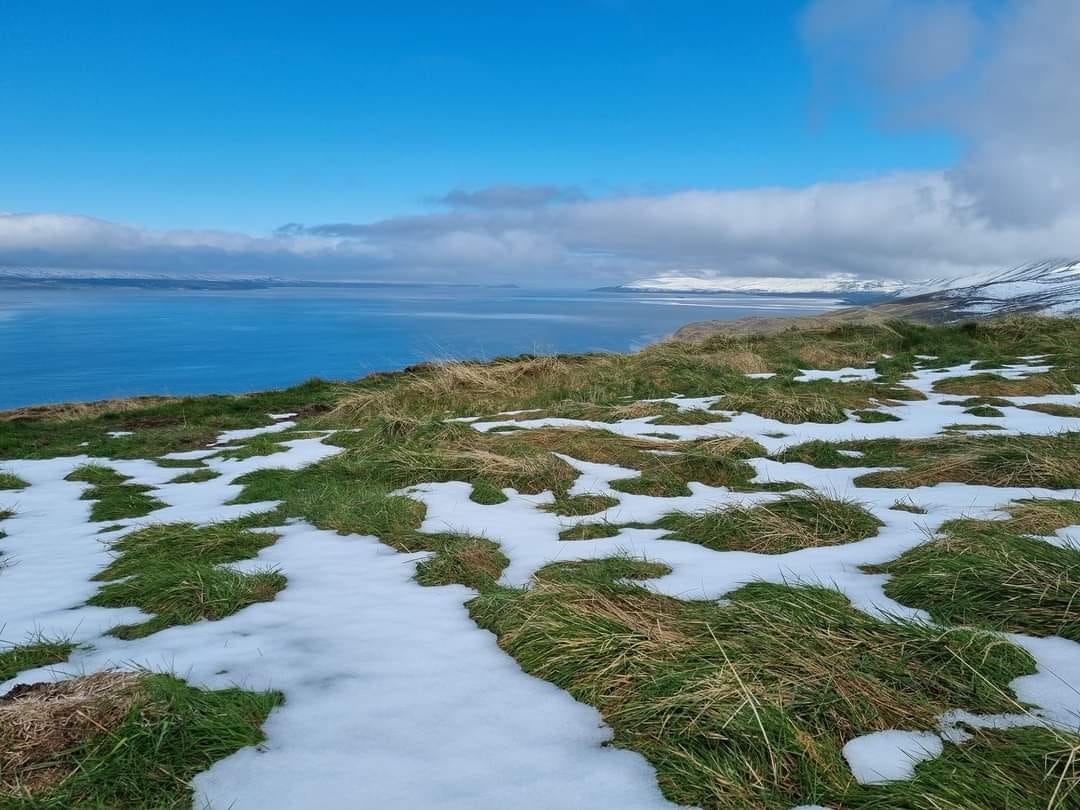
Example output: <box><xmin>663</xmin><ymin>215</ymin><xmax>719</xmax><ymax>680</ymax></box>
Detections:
<box><xmin>852</xmin><ymin>409</ymin><xmax>901</xmax><ymax>423</ymax></box>
<box><xmin>0</xmin><ymin>472</ymin><xmax>29</xmax><ymax>489</ymax></box>
<box><xmin>649</xmin><ymin>409</ymin><xmax>730</xmax><ymax>426</ymax></box>
<box><xmin>1022</xmin><ymin>402</ymin><xmax>1080</xmax><ymax>418</ymax></box>
<box><xmin>890</xmin><ymin>498</ymin><xmax>927</xmax><ymax>514</ymax></box>
<box><xmin>878</xmin><ymin>503</ymin><xmax>1080</xmax><ymax>640</ymax></box>
<box><xmin>413</xmin><ymin>533</ymin><xmax>508</xmax><ymax>591</ymax></box>
<box><xmin>779</xmin><ymin>433</ymin><xmax>1080</xmax><ymax>490</ymax></box>
<box><xmin>0</xmin><ymin>638</ymin><xmax>74</xmax><ymax>682</ymax></box>
<box><xmin>558</xmin><ymin>522</ymin><xmax>621</xmax><ymax>541</ymax></box>
<box><xmin>933</xmin><ymin>371</ymin><xmax>1076</xmax><ymax>397</ymax></box>
<box><xmin>88</xmin><ymin>521</ymin><xmax>285</xmax><ymax>639</ymax></box>
<box><xmin>212</xmin><ymin>432</ymin><xmax>289</xmax><ymax>460</ymax></box>
<box><xmin>469</xmin><ymin>479</ymin><xmax>509</xmax><ymax>504</ymax></box>
<box><xmin>168</xmin><ymin>468</ymin><xmax>221</xmax><ymax>484</ymax></box>
<box><xmin>0</xmin><ymin>378</ymin><xmax>342</xmax><ymax>461</ymax></box>
<box><xmin>470</xmin><ymin>568</ymin><xmax>1039</xmax><ymax>809</ymax></box>
<box><xmin>543</xmin><ymin>493</ymin><xmax>620</xmax><ymax>516</ymax></box>
<box><xmin>1</xmin><ymin>673</ymin><xmax>281</xmax><ymax>808</ymax></box>
<box><xmin>964</xmin><ymin>405</ymin><xmax>1005</xmax><ymax>417</ymax></box>
<box><xmin>655</xmin><ymin>493</ymin><xmax>882</xmax><ymax>554</ymax></box>
<box><xmin>65</xmin><ymin>465</ymin><xmax>166</xmax><ymax>522</ymax></box>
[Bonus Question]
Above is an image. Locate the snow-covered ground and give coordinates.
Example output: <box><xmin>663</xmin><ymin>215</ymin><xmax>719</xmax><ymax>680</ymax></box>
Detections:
<box><xmin>1</xmin><ymin>356</ymin><xmax>1079</xmax><ymax>808</ymax></box>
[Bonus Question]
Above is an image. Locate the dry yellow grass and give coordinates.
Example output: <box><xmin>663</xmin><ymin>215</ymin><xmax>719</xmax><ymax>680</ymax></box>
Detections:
<box><xmin>701</xmin><ymin>350</ymin><xmax>772</xmax><ymax>374</ymax></box>
<box><xmin>0</xmin><ymin>672</ymin><xmax>142</xmax><ymax>793</ymax></box>
<box><xmin>0</xmin><ymin>397</ymin><xmax>179</xmax><ymax>423</ymax></box>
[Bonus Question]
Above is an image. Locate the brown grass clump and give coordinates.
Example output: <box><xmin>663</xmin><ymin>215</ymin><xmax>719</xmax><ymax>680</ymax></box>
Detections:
<box><xmin>334</xmin><ymin>356</ymin><xmax>623</xmax><ymax>422</ymax></box>
<box><xmin>1021</xmin><ymin>402</ymin><xmax>1080</xmax><ymax>418</ymax></box>
<box><xmin>856</xmin><ymin>434</ymin><xmax>1080</xmax><ymax>490</ymax></box>
<box><xmin>933</xmin><ymin>372</ymin><xmax>1075</xmax><ymax>397</ymax></box>
<box><xmin>702</xmin><ymin>350</ymin><xmax>772</xmax><ymax>374</ymax></box>
<box><xmin>796</xmin><ymin>344</ymin><xmax>873</xmax><ymax>369</ymax></box>
<box><xmin>0</xmin><ymin>672</ymin><xmax>142</xmax><ymax>793</ymax></box>
<box><xmin>0</xmin><ymin>397</ymin><xmax>179</xmax><ymax>423</ymax></box>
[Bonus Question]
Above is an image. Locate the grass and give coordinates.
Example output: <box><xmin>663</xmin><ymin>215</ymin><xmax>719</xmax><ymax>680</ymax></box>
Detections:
<box><xmin>543</xmin><ymin>493</ymin><xmax>620</xmax><ymax>516</ymax></box>
<box><xmin>964</xmin><ymin>405</ymin><xmax>1005</xmax><ymax>417</ymax></box>
<box><xmin>0</xmin><ymin>472</ymin><xmax>29</xmax><ymax>489</ymax></box>
<box><xmin>655</xmin><ymin>493</ymin><xmax>882</xmax><ymax>554</ymax></box>
<box><xmin>890</xmin><ymin>498</ymin><xmax>927</xmax><ymax>514</ymax></box>
<box><xmin>212</xmin><ymin>432</ymin><xmax>289</xmax><ymax>460</ymax></box>
<box><xmin>0</xmin><ymin>672</ymin><xmax>281</xmax><ymax>807</ymax></box>
<box><xmin>779</xmin><ymin>433</ymin><xmax>1080</xmax><ymax>489</ymax></box>
<box><xmin>469</xmin><ymin>567</ymin><xmax>1040</xmax><ymax>809</ymax></box>
<box><xmin>1022</xmin><ymin>402</ymin><xmax>1080</xmax><ymax>418</ymax></box>
<box><xmin>87</xmin><ymin>520</ymin><xmax>286</xmax><ymax>639</ymax></box>
<box><xmin>469</xmin><ymin>479</ymin><xmax>509</xmax><ymax>504</ymax></box>
<box><xmin>0</xmin><ymin>379</ymin><xmax>342</xmax><ymax>461</ymax></box>
<box><xmin>877</xmin><ymin>501</ymin><xmax>1080</xmax><ymax>640</ymax></box>
<box><xmin>413</xmin><ymin>533</ymin><xmax>508</xmax><ymax>591</ymax></box>
<box><xmin>0</xmin><ymin>638</ymin><xmax>75</xmax><ymax>682</ymax></box>
<box><xmin>712</xmin><ymin>378</ymin><xmax>923</xmax><ymax>425</ymax></box>
<box><xmin>65</xmin><ymin>465</ymin><xmax>166</xmax><ymax>522</ymax></box>
<box><xmin>168</xmin><ymin>468</ymin><xmax>221</xmax><ymax>484</ymax></box>
<box><xmin>558</xmin><ymin>522</ymin><xmax>622</xmax><ymax>541</ymax></box>
<box><xmin>933</xmin><ymin>372</ymin><xmax>1076</xmax><ymax>397</ymax></box>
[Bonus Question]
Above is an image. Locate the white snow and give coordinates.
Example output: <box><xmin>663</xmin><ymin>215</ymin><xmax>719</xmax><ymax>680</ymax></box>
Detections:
<box><xmin>842</xmin><ymin>731</ymin><xmax>943</xmax><ymax>784</ymax></box>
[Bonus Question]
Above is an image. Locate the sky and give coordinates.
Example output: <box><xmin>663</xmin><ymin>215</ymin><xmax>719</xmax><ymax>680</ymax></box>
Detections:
<box><xmin>2</xmin><ymin>0</ymin><xmax>1078</xmax><ymax>287</ymax></box>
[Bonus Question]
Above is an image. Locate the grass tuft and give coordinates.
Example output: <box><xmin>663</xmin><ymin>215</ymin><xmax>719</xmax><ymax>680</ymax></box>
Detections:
<box><xmin>656</xmin><ymin>493</ymin><xmax>882</xmax><ymax>554</ymax></box>
<box><xmin>65</xmin><ymin>465</ymin><xmax>166</xmax><ymax>522</ymax></box>
<box><xmin>0</xmin><ymin>672</ymin><xmax>281</xmax><ymax>806</ymax></box>
<box><xmin>88</xmin><ymin>521</ymin><xmax>285</xmax><ymax>639</ymax></box>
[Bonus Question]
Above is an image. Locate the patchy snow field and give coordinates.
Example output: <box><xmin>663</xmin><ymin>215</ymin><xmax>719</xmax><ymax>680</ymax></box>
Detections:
<box><xmin>2</xmin><ymin>357</ymin><xmax>1079</xmax><ymax>808</ymax></box>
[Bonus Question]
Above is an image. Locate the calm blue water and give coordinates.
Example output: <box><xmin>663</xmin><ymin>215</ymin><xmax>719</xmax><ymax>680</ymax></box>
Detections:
<box><xmin>0</xmin><ymin>287</ymin><xmax>841</xmax><ymax>409</ymax></box>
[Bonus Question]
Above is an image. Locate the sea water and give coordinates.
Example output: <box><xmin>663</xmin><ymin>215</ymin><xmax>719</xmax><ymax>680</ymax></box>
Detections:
<box><xmin>0</xmin><ymin>286</ymin><xmax>841</xmax><ymax>409</ymax></box>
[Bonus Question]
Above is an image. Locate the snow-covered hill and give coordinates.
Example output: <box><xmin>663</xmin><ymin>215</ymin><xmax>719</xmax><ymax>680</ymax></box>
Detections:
<box><xmin>607</xmin><ymin>273</ymin><xmax>907</xmax><ymax>296</ymax></box>
<box><xmin>896</xmin><ymin>259</ymin><xmax>1080</xmax><ymax>318</ymax></box>
<box><xmin>613</xmin><ymin>260</ymin><xmax>1080</xmax><ymax>318</ymax></box>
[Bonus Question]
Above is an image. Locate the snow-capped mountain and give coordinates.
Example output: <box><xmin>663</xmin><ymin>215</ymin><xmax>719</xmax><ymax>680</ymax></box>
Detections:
<box><xmin>608</xmin><ymin>272</ymin><xmax>908</xmax><ymax>296</ymax></box>
<box><xmin>896</xmin><ymin>259</ymin><xmax>1080</xmax><ymax>318</ymax></box>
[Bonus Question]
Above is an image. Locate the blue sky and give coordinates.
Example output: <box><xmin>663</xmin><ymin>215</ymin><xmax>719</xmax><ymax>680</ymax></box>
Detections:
<box><xmin>3</xmin><ymin>1</ymin><xmax>959</xmax><ymax>233</ymax></box>
<box><xmin>1</xmin><ymin>1</ymin><xmax>1077</xmax><ymax>286</ymax></box>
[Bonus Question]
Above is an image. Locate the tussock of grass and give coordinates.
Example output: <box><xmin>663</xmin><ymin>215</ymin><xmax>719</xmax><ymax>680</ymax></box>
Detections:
<box><xmin>713</xmin><ymin>379</ymin><xmax>921</xmax><ymax>425</ymax></box>
<box><xmin>413</xmin><ymin>533</ymin><xmax>508</xmax><ymax>591</ymax></box>
<box><xmin>1022</xmin><ymin>402</ymin><xmax>1080</xmax><ymax>418</ymax></box>
<box><xmin>559</xmin><ymin>522</ymin><xmax>621</xmax><ymax>541</ymax></box>
<box><xmin>890</xmin><ymin>498</ymin><xmax>927</xmax><ymax>515</ymax></box>
<box><xmin>649</xmin><ymin>409</ymin><xmax>730</xmax><ymax>426</ymax></box>
<box><xmin>941</xmin><ymin>422</ymin><xmax>1006</xmax><ymax>432</ymax></box>
<box><xmin>543</xmin><ymin>493</ymin><xmax>620</xmax><ymax>516</ymax></box>
<box><xmin>469</xmin><ymin>479</ymin><xmax>508</xmax><ymax>504</ymax></box>
<box><xmin>879</xmin><ymin>508</ymin><xmax>1080</xmax><ymax>640</ymax></box>
<box><xmin>656</xmin><ymin>493</ymin><xmax>881</xmax><ymax>554</ymax></box>
<box><xmin>933</xmin><ymin>372</ymin><xmax>1076</xmax><ymax>397</ymax></box>
<box><xmin>853</xmin><ymin>433</ymin><xmax>1080</xmax><ymax>489</ymax></box>
<box><xmin>213</xmin><ymin>433</ymin><xmax>288</xmax><ymax>460</ymax></box>
<box><xmin>152</xmin><ymin>457</ymin><xmax>207</xmax><ymax>469</ymax></box>
<box><xmin>0</xmin><ymin>638</ymin><xmax>75</xmax><ymax>682</ymax></box>
<box><xmin>65</xmin><ymin>465</ymin><xmax>166</xmax><ymax>522</ymax></box>
<box><xmin>168</xmin><ymin>468</ymin><xmax>221</xmax><ymax>484</ymax></box>
<box><xmin>964</xmin><ymin>405</ymin><xmax>1005</xmax><ymax>417</ymax></box>
<box><xmin>942</xmin><ymin>396</ymin><xmax>1014</xmax><ymax>408</ymax></box>
<box><xmin>0</xmin><ymin>672</ymin><xmax>280</xmax><ymax>806</ymax></box>
<box><xmin>470</xmin><ymin>573</ymin><xmax>1036</xmax><ymax>808</ymax></box>
<box><xmin>853</xmin><ymin>409</ymin><xmax>900</xmax><ymax>423</ymax></box>
<box><xmin>0</xmin><ymin>472</ymin><xmax>28</xmax><ymax>490</ymax></box>
<box><xmin>88</xmin><ymin>521</ymin><xmax>285</xmax><ymax>639</ymax></box>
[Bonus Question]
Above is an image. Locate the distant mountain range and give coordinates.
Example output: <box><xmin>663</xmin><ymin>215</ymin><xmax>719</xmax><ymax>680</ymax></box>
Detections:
<box><xmin>0</xmin><ymin>268</ymin><xmax>517</xmax><ymax>291</ymax></box>
<box><xmin>607</xmin><ymin>260</ymin><xmax>1080</xmax><ymax>317</ymax></box>
<box><xmin>600</xmin><ymin>273</ymin><xmax>908</xmax><ymax>297</ymax></box>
